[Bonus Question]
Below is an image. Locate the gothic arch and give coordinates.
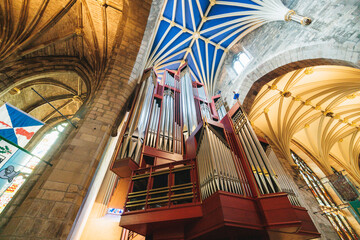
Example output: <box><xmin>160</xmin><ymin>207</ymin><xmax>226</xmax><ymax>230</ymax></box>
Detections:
<box><xmin>239</xmin><ymin>44</ymin><xmax>360</xmax><ymax>113</ymax></box>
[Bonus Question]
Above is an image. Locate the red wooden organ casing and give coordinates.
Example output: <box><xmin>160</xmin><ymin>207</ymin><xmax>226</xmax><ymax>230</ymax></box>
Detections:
<box><xmin>111</xmin><ymin>65</ymin><xmax>320</xmax><ymax>240</ymax></box>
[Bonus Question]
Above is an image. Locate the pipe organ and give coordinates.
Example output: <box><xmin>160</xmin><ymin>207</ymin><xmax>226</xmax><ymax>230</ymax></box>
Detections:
<box><xmin>111</xmin><ymin>65</ymin><xmax>320</xmax><ymax>240</ymax></box>
<box><xmin>196</xmin><ymin>124</ymin><xmax>248</xmax><ymax>199</ymax></box>
<box><xmin>231</xmin><ymin>107</ymin><xmax>280</xmax><ymax>195</ymax></box>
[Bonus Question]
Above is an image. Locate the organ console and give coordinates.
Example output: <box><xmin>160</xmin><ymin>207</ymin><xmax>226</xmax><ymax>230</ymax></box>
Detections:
<box><xmin>111</xmin><ymin>64</ymin><xmax>320</xmax><ymax>240</ymax></box>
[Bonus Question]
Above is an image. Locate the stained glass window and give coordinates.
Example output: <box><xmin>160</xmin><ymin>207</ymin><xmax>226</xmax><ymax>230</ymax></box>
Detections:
<box><xmin>0</xmin><ymin>122</ymin><xmax>68</xmax><ymax>214</ymax></box>
<box><xmin>291</xmin><ymin>151</ymin><xmax>359</xmax><ymax>240</ymax></box>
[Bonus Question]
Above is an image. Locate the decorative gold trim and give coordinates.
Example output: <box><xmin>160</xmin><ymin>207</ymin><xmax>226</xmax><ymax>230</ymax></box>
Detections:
<box><xmin>172</xmin><ymin>192</ymin><xmax>193</xmax><ymax>197</ymax></box>
<box><xmin>151</xmin><ymin>170</ymin><xmax>170</xmax><ymax>176</ymax></box>
<box><xmin>172</xmin><ymin>185</ymin><xmax>193</xmax><ymax>191</ymax></box>
<box><xmin>172</xmin><ymin>166</ymin><xmax>192</xmax><ymax>172</ymax></box>
<box><xmin>148</xmin><ymin>195</ymin><xmax>169</xmax><ymax>202</ymax></box>
<box><xmin>285</xmin><ymin>10</ymin><xmax>296</xmax><ymax>21</ymax></box>
<box><xmin>132</xmin><ymin>173</ymin><xmax>150</xmax><ymax>180</ymax></box>
<box><xmin>147</xmin><ymin>199</ymin><xmax>169</xmax><ymax>204</ymax></box>
<box><xmin>126</xmin><ymin>199</ymin><xmax>146</xmax><ymax>205</ymax></box>
<box><xmin>128</xmin><ymin>189</ymin><xmax>148</xmax><ymax>195</ymax></box>
<box><xmin>128</xmin><ymin>193</ymin><xmax>147</xmax><ymax>198</ymax></box>
<box><xmin>149</xmin><ymin>186</ymin><xmax>169</xmax><ymax>192</ymax></box>
<box><xmin>172</xmin><ymin>182</ymin><xmax>193</xmax><ymax>188</ymax></box>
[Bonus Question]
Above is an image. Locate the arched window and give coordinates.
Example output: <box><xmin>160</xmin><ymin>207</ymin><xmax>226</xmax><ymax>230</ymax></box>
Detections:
<box><xmin>233</xmin><ymin>51</ymin><xmax>251</xmax><ymax>75</ymax></box>
<box><xmin>0</xmin><ymin>122</ymin><xmax>68</xmax><ymax>214</ymax></box>
<box><xmin>31</xmin><ymin>122</ymin><xmax>68</xmax><ymax>158</ymax></box>
<box><xmin>291</xmin><ymin>151</ymin><xmax>358</xmax><ymax>240</ymax></box>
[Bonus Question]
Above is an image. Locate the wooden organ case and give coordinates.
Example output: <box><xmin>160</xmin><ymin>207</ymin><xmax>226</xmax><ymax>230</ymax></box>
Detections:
<box><xmin>110</xmin><ymin>65</ymin><xmax>320</xmax><ymax>240</ymax></box>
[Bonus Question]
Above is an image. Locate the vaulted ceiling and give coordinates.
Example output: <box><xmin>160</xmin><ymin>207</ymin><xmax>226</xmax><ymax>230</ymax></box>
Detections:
<box><xmin>0</xmin><ymin>0</ymin><xmax>127</xmax><ymax>124</ymax></box>
<box><xmin>248</xmin><ymin>66</ymin><xmax>360</xmax><ymax>184</ymax></box>
<box><xmin>146</xmin><ymin>0</ymin><xmax>301</xmax><ymax>96</ymax></box>
<box><xmin>0</xmin><ymin>0</ymin><xmax>124</xmax><ymax>74</ymax></box>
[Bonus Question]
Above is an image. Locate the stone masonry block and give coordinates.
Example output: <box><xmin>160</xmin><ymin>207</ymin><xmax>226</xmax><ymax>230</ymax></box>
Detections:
<box><xmin>41</xmin><ymin>190</ymin><xmax>65</xmax><ymax>201</ymax></box>
<box><xmin>49</xmin><ymin>202</ymin><xmax>72</xmax><ymax>219</ymax></box>
<box><xmin>37</xmin><ymin>219</ymin><xmax>65</xmax><ymax>239</ymax></box>
<box><xmin>48</xmin><ymin>169</ymin><xmax>87</xmax><ymax>186</ymax></box>
<box><xmin>42</xmin><ymin>181</ymin><xmax>69</xmax><ymax>192</ymax></box>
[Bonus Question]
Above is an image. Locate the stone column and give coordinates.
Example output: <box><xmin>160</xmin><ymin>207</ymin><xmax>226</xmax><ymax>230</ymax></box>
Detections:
<box><xmin>265</xmin><ymin>140</ymin><xmax>340</xmax><ymax>240</ymax></box>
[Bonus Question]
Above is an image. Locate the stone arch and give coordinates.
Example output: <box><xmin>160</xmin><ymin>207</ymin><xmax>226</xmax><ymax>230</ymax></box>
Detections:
<box><xmin>239</xmin><ymin>45</ymin><xmax>360</xmax><ymax>183</ymax></box>
<box><xmin>0</xmin><ymin>56</ymin><xmax>94</xmax><ymax>98</ymax></box>
<box><xmin>236</xmin><ymin>43</ymin><xmax>360</xmax><ymax>113</ymax></box>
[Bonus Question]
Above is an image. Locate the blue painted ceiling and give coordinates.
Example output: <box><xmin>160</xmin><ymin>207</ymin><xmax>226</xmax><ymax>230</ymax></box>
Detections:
<box><xmin>146</xmin><ymin>0</ymin><xmax>290</xmax><ymax>95</ymax></box>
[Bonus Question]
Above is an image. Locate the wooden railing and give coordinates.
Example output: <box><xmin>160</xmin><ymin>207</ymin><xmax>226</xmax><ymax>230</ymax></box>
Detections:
<box><xmin>125</xmin><ymin>159</ymin><xmax>199</xmax><ymax>212</ymax></box>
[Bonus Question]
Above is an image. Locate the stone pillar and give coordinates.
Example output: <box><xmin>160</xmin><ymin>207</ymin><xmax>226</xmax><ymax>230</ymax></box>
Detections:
<box><xmin>0</xmin><ymin>0</ymin><xmax>152</xmax><ymax>239</ymax></box>
<box><xmin>265</xmin><ymin>140</ymin><xmax>340</xmax><ymax>240</ymax></box>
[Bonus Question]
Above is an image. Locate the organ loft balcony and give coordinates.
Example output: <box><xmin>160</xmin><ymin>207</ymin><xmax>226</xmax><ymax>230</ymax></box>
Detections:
<box><xmin>110</xmin><ymin>66</ymin><xmax>320</xmax><ymax>240</ymax></box>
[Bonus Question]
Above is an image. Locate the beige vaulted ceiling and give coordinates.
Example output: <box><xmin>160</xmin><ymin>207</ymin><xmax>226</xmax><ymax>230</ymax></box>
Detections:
<box><xmin>248</xmin><ymin>66</ymin><xmax>360</xmax><ymax>184</ymax></box>
<box><xmin>0</xmin><ymin>0</ymin><xmax>123</xmax><ymax>73</ymax></box>
<box><xmin>0</xmin><ymin>0</ymin><xmax>126</xmax><ymax>125</ymax></box>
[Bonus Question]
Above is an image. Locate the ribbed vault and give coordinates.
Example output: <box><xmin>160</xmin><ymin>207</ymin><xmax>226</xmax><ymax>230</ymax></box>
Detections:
<box><xmin>0</xmin><ymin>0</ymin><xmax>126</xmax><ymax>79</ymax></box>
<box><xmin>0</xmin><ymin>0</ymin><xmax>129</xmax><ymax>126</ymax></box>
<box><xmin>146</xmin><ymin>0</ymin><xmax>310</xmax><ymax>96</ymax></box>
<box><xmin>1</xmin><ymin>71</ymin><xmax>88</xmax><ymax>125</ymax></box>
<box><xmin>248</xmin><ymin>66</ymin><xmax>360</xmax><ymax>184</ymax></box>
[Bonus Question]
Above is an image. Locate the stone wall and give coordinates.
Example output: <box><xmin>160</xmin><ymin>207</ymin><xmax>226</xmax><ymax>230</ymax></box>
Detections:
<box><xmin>0</xmin><ymin>0</ymin><xmax>152</xmax><ymax>239</ymax></box>
<box><xmin>264</xmin><ymin>137</ymin><xmax>340</xmax><ymax>240</ymax></box>
<box><xmin>217</xmin><ymin>0</ymin><xmax>360</xmax><ymax>109</ymax></box>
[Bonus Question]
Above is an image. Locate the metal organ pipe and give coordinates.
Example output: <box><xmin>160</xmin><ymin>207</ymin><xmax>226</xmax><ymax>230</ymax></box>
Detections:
<box><xmin>187</xmin><ymin>73</ymin><xmax>198</xmax><ymax>131</ymax></box>
<box><xmin>215</xmin><ymin>97</ymin><xmax>227</xmax><ymax>120</ymax></box>
<box><xmin>164</xmin><ymin>93</ymin><xmax>170</xmax><ymax>150</ymax></box>
<box><xmin>159</xmin><ymin>93</ymin><xmax>166</xmax><ymax>149</ymax></box>
<box><xmin>244</xmin><ymin>123</ymin><xmax>280</xmax><ymax>192</ymax></box>
<box><xmin>146</xmin><ymin>100</ymin><xmax>160</xmax><ymax>149</ymax></box>
<box><xmin>197</xmin><ymin>86</ymin><xmax>207</xmax><ymax>102</ymax></box>
<box><xmin>169</xmin><ymin>96</ymin><xmax>174</xmax><ymax>152</ymax></box>
<box><xmin>173</xmin><ymin>90</ymin><xmax>181</xmax><ymax>154</ymax></box>
<box><xmin>174</xmin><ymin>90</ymin><xmax>181</xmax><ymax>153</ymax></box>
<box><xmin>180</xmin><ymin>74</ymin><xmax>189</xmax><ymax>139</ymax></box>
<box><xmin>157</xmin><ymin>90</ymin><xmax>174</xmax><ymax>152</ymax></box>
<box><xmin>266</xmin><ymin>148</ymin><xmax>301</xmax><ymax>206</ymax></box>
<box><xmin>119</xmin><ymin>73</ymin><xmax>154</xmax><ymax>164</ymax></box>
<box><xmin>231</xmin><ymin>108</ymin><xmax>281</xmax><ymax>195</ymax></box>
<box><xmin>197</xmin><ymin>125</ymin><xmax>247</xmax><ymax>200</ymax></box>
<box><xmin>180</xmin><ymin>68</ymin><xmax>198</xmax><ymax>139</ymax></box>
<box><xmin>152</xmin><ymin>104</ymin><xmax>160</xmax><ymax>148</ymax></box>
<box><xmin>200</xmin><ymin>103</ymin><xmax>211</xmax><ymax>120</ymax></box>
<box><xmin>146</xmin><ymin>99</ymin><xmax>156</xmax><ymax>147</ymax></box>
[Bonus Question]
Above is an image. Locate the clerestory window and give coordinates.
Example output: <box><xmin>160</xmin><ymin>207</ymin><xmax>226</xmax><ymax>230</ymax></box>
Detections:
<box><xmin>233</xmin><ymin>51</ymin><xmax>251</xmax><ymax>75</ymax></box>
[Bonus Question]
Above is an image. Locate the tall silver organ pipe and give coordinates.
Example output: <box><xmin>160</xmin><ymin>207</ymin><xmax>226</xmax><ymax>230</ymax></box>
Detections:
<box><xmin>200</xmin><ymin>103</ymin><xmax>211</xmax><ymax>120</ymax></box>
<box><xmin>180</xmin><ymin>68</ymin><xmax>198</xmax><ymax>139</ymax></box>
<box><xmin>231</xmin><ymin>108</ymin><xmax>281</xmax><ymax>194</ymax></box>
<box><xmin>197</xmin><ymin>124</ymin><xmax>249</xmax><ymax>200</ymax></box>
<box><xmin>165</xmin><ymin>71</ymin><xmax>176</xmax><ymax>89</ymax></box>
<box><xmin>158</xmin><ymin>90</ymin><xmax>175</xmax><ymax>152</ymax></box>
<box><xmin>174</xmin><ymin>91</ymin><xmax>182</xmax><ymax>154</ymax></box>
<box><xmin>215</xmin><ymin>97</ymin><xmax>227</xmax><ymax>120</ymax></box>
<box><xmin>197</xmin><ymin>85</ymin><xmax>207</xmax><ymax>102</ymax></box>
<box><xmin>146</xmin><ymin>99</ymin><xmax>160</xmax><ymax>148</ymax></box>
<box><xmin>266</xmin><ymin>147</ymin><xmax>301</xmax><ymax>206</ymax></box>
<box><xmin>119</xmin><ymin>71</ymin><xmax>155</xmax><ymax>164</ymax></box>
